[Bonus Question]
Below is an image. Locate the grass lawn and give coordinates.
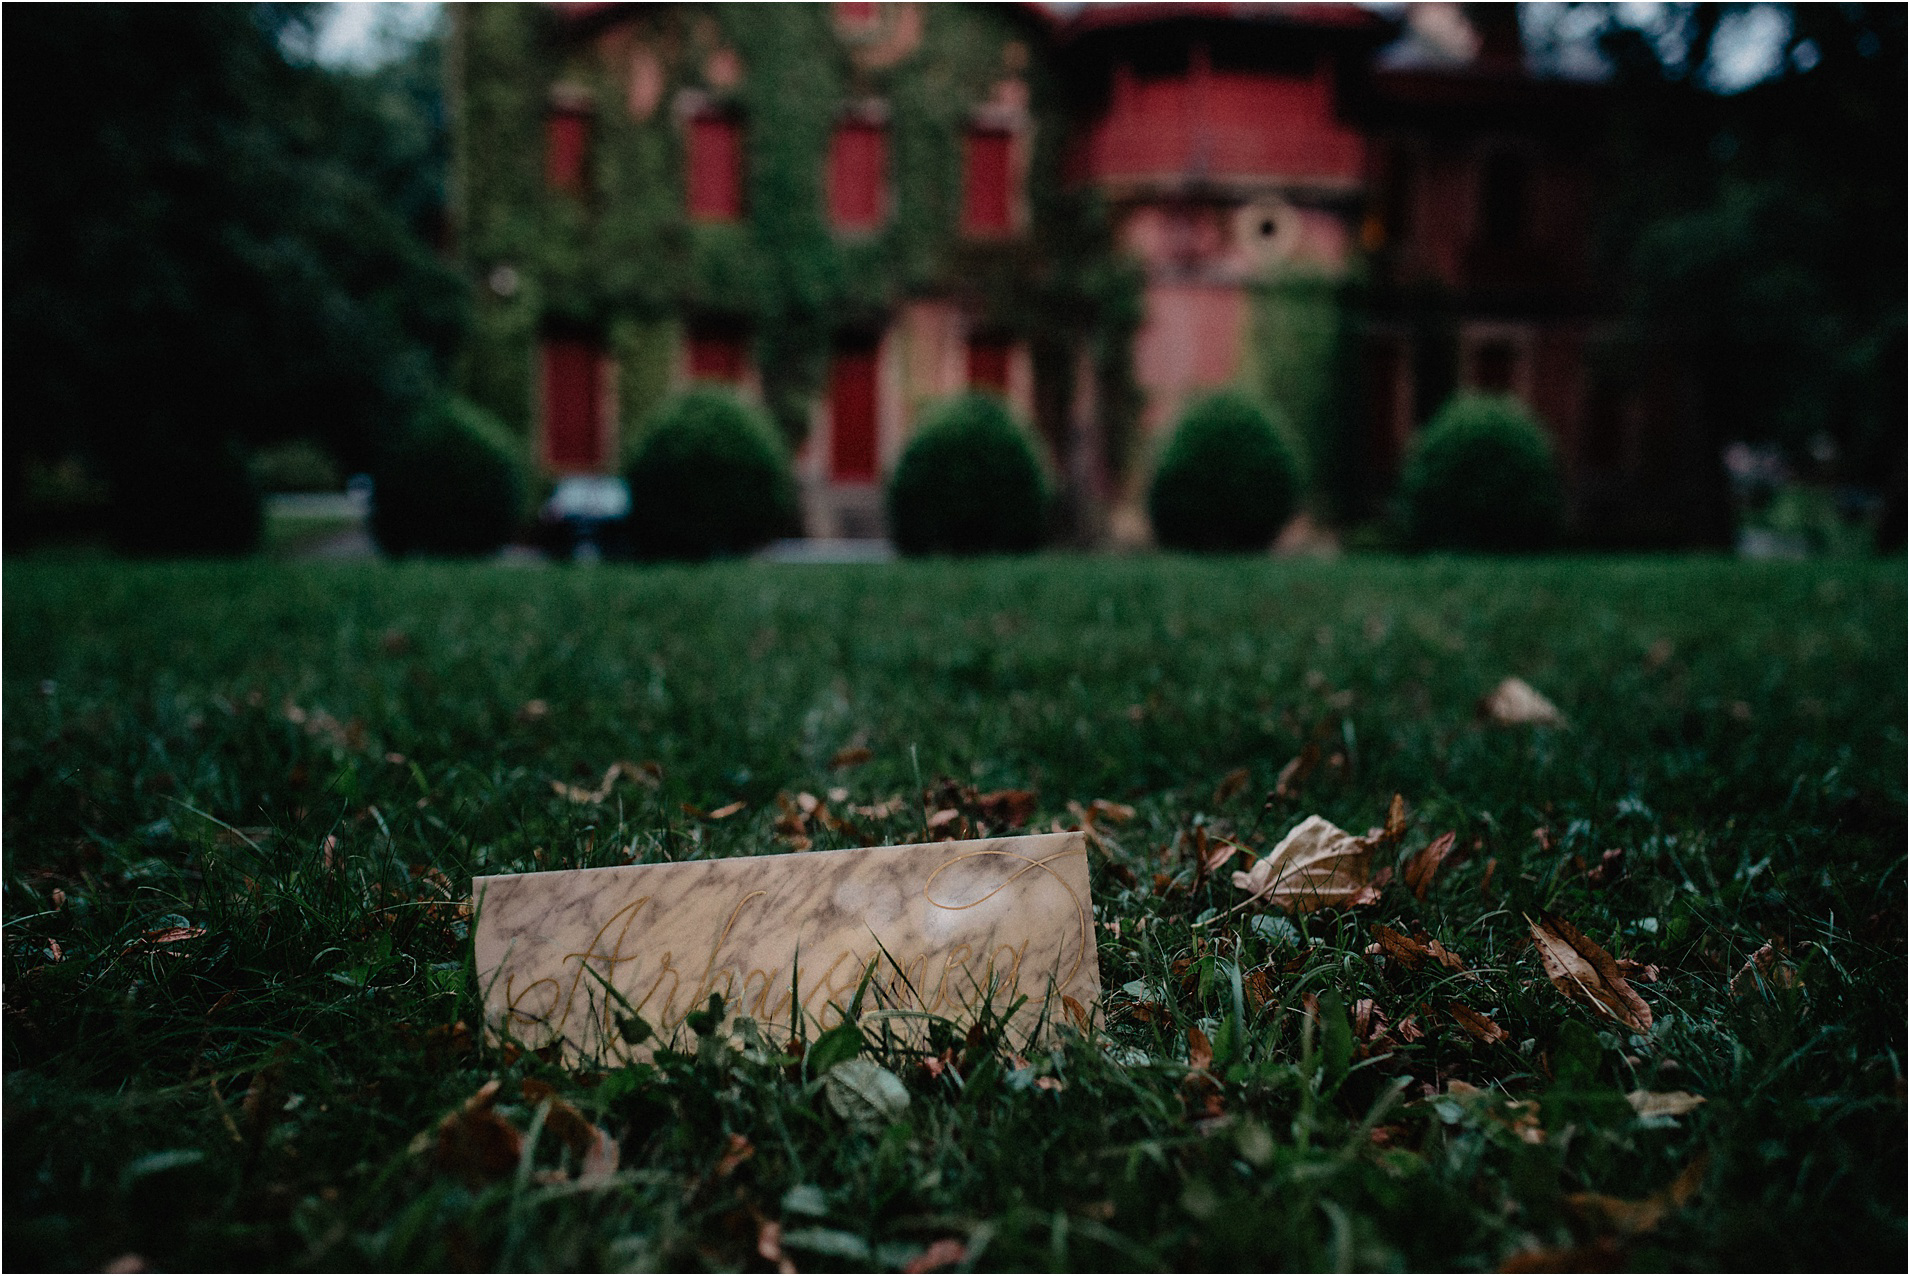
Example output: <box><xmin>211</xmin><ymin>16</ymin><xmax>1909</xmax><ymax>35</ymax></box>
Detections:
<box><xmin>4</xmin><ymin>554</ymin><xmax>1904</xmax><ymax>1271</ymax></box>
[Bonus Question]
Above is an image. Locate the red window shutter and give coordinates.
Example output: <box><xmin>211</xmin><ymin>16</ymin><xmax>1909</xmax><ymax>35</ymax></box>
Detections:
<box><xmin>828</xmin><ymin>121</ymin><xmax>887</xmax><ymax>230</ymax></box>
<box><xmin>829</xmin><ymin>340</ymin><xmax>879</xmax><ymax>482</ymax></box>
<box><xmin>687</xmin><ymin>329</ymin><xmax>746</xmax><ymax>382</ymax></box>
<box><xmin>688</xmin><ymin>114</ymin><xmax>744</xmax><ymax>221</ymax></box>
<box><xmin>545</xmin><ymin>110</ymin><xmax>590</xmax><ymax>194</ymax></box>
<box><xmin>966</xmin><ymin>336</ymin><xmax>1012</xmax><ymax>396</ymax></box>
<box><xmin>542</xmin><ymin>338</ymin><xmax>603</xmax><ymax>471</ymax></box>
<box><xmin>963</xmin><ymin>128</ymin><xmax>1013</xmax><ymax>235</ymax></box>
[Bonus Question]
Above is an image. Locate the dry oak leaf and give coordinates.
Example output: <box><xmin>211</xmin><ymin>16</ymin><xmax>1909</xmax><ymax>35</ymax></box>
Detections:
<box><xmin>1626</xmin><ymin>1089</ymin><xmax>1706</xmax><ymax>1119</ymax></box>
<box><xmin>1186</xmin><ymin>1026</ymin><xmax>1214</xmax><ymax>1072</ymax></box>
<box><xmin>903</xmin><ymin>1238</ymin><xmax>968</xmax><ymax>1274</ymax></box>
<box><xmin>1404</xmin><ymin>831</ymin><xmax>1459</xmax><ymax>899</ymax></box>
<box><xmin>435</xmin><ymin>1080</ymin><xmax>523</xmax><ymax>1186</ymax></box>
<box><xmin>1380</xmin><ymin>792</ymin><xmax>1410</xmax><ymax>845</ymax></box>
<box><xmin>1730</xmin><ymin>942</ymin><xmax>1802</xmax><ymax>999</ymax></box>
<box><xmin>1481</xmin><ymin>677</ymin><xmax>1564</xmax><ymax>727</ymax></box>
<box><xmin>975</xmin><ymin>788</ymin><xmax>1038</xmax><ymax>828</ymax></box>
<box><xmin>1231</xmin><ymin>814</ymin><xmax>1375</xmax><ymax>914</ymax></box>
<box><xmin>521</xmin><ymin>1078</ymin><xmax>620</xmax><ymax>1182</ymax></box>
<box><xmin>1527</xmin><ymin>914</ymin><xmax>1652</xmax><ymax>1035</ymax></box>
<box><xmin>1564</xmin><ymin>1153</ymin><xmax>1708</xmax><ymax>1238</ymax></box>
<box><xmin>830</xmin><ymin>745</ymin><xmax>874</xmax><ymax>769</ymax></box>
<box><xmin>1447</xmin><ymin>1000</ymin><xmax>1511</xmax><ymax>1046</ymax></box>
<box><xmin>1213</xmin><ymin>767</ymin><xmax>1252</xmax><ymax>804</ymax></box>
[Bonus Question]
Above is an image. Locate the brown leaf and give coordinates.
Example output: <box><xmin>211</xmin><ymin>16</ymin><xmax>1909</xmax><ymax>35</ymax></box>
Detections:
<box><xmin>1730</xmin><ymin>942</ymin><xmax>1802</xmax><ymax>999</ymax></box>
<box><xmin>925</xmin><ymin>807</ymin><xmax>961</xmax><ymax>831</ymax></box>
<box><xmin>1230</xmin><ymin>815</ymin><xmax>1374</xmax><ymax>913</ymax></box>
<box><xmin>1626</xmin><ymin>1089</ymin><xmax>1706</xmax><ymax>1119</ymax></box>
<box><xmin>757</xmin><ymin>1219</ymin><xmax>797</xmax><ymax>1275</ymax></box>
<box><xmin>1425</xmin><ymin>937</ymin><xmax>1468</xmax><ymax>973</ymax></box>
<box><xmin>1527</xmin><ymin>914</ymin><xmax>1652</xmax><ymax>1034</ymax></box>
<box><xmin>1481</xmin><ymin>677</ymin><xmax>1564</xmax><ymax>727</ymax></box>
<box><xmin>1060</xmin><ymin>994</ymin><xmax>1091</xmax><ymax>1034</ymax></box>
<box><xmin>975</xmin><ymin>788</ymin><xmax>1037</xmax><ymax>828</ymax></box>
<box><xmin>830</xmin><ymin>745</ymin><xmax>874</xmax><ymax>769</ymax></box>
<box><xmin>714</xmin><ymin>1131</ymin><xmax>755</xmax><ymax>1177</ymax></box>
<box><xmin>1273</xmin><ymin>744</ymin><xmax>1319</xmax><ymax>798</ymax></box>
<box><xmin>1404</xmin><ymin>831</ymin><xmax>1459</xmax><ymax>899</ymax></box>
<box><xmin>1448</xmin><ymin>1001</ymin><xmax>1510</xmax><ymax>1045</ymax></box>
<box><xmin>1213</xmin><ymin>768</ymin><xmax>1251</xmax><ymax>805</ymax></box>
<box><xmin>1352</xmin><ymin>998</ymin><xmax>1387</xmax><ymax>1042</ymax></box>
<box><xmin>1381</xmin><ymin>793</ymin><xmax>1409</xmax><ymax>845</ymax></box>
<box><xmin>435</xmin><ymin>1081</ymin><xmax>523</xmax><ymax>1186</ymax></box>
<box><xmin>1366</xmin><ymin>923</ymin><xmax>1428</xmax><ymax>969</ymax></box>
<box><xmin>1584</xmin><ymin>847</ymin><xmax>1626</xmax><ymax>887</ymax></box>
<box><xmin>707</xmin><ymin>800</ymin><xmax>746</xmax><ymax>820</ymax></box>
<box><xmin>903</xmin><ymin>1238</ymin><xmax>968</xmax><ymax>1274</ymax></box>
<box><xmin>1186</xmin><ymin>1026</ymin><xmax>1213</xmax><ymax>1072</ymax></box>
<box><xmin>1088</xmin><ymin>798</ymin><xmax>1136</xmax><ymax>824</ymax></box>
<box><xmin>1616</xmin><ymin>958</ymin><xmax>1660</xmax><ymax>984</ymax></box>
<box><xmin>1393</xmin><ymin>1014</ymin><xmax>1425</xmax><ymax>1043</ymax></box>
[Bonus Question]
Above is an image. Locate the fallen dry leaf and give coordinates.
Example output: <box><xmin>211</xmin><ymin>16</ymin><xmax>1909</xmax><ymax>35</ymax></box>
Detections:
<box><xmin>1089</xmin><ymin>798</ymin><xmax>1136</xmax><ymax>824</ymax></box>
<box><xmin>1273</xmin><ymin>745</ymin><xmax>1318</xmax><ymax>798</ymax></box>
<box><xmin>1186</xmin><ymin>1026</ymin><xmax>1214</xmax><ymax>1072</ymax></box>
<box><xmin>1481</xmin><ymin>677</ymin><xmax>1564</xmax><ymax>727</ymax></box>
<box><xmin>714</xmin><ymin>1131</ymin><xmax>755</xmax><ymax>1177</ymax></box>
<box><xmin>903</xmin><ymin>1238</ymin><xmax>968</xmax><ymax>1274</ymax></box>
<box><xmin>1404</xmin><ymin>831</ymin><xmax>1459</xmax><ymax>899</ymax></box>
<box><xmin>1564</xmin><ymin>1153</ymin><xmax>1708</xmax><ymax>1238</ymax></box>
<box><xmin>1448</xmin><ymin>1000</ymin><xmax>1510</xmax><ymax>1045</ymax></box>
<box><xmin>435</xmin><ymin>1080</ymin><xmax>523</xmax><ymax>1186</ymax></box>
<box><xmin>975</xmin><ymin>789</ymin><xmax>1037</xmax><ymax>828</ymax></box>
<box><xmin>521</xmin><ymin>1078</ymin><xmax>619</xmax><ymax>1182</ymax></box>
<box><xmin>1527</xmin><ymin>914</ymin><xmax>1652</xmax><ymax>1035</ymax></box>
<box><xmin>1730</xmin><ymin>942</ymin><xmax>1802</xmax><ymax>999</ymax></box>
<box><xmin>1381</xmin><ymin>792</ymin><xmax>1409</xmax><ymax>844</ymax></box>
<box><xmin>707</xmin><ymin>800</ymin><xmax>746</xmax><ymax>820</ymax></box>
<box><xmin>830</xmin><ymin>745</ymin><xmax>874</xmax><ymax>769</ymax></box>
<box><xmin>1231</xmin><ymin>815</ymin><xmax>1375</xmax><ymax>914</ymax></box>
<box><xmin>925</xmin><ymin>808</ymin><xmax>961</xmax><ymax>831</ymax></box>
<box><xmin>757</xmin><ymin>1219</ymin><xmax>797</xmax><ymax>1275</ymax></box>
<box><xmin>1060</xmin><ymin>994</ymin><xmax>1091</xmax><ymax>1033</ymax></box>
<box><xmin>1626</xmin><ymin>1089</ymin><xmax>1706</xmax><ymax>1119</ymax></box>
<box><xmin>1213</xmin><ymin>767</ymin><xmax>1252</xmax><ymax>804</ymax></box>
<box><xmin>1616</xmin><ymin>957</ymin><xmax>1660</xmax><ymax>984</ymax></box>
<box><xmin>552</xmin><ymin>761</ymin><xmax>660</xmax><ymax>805</ymax></box>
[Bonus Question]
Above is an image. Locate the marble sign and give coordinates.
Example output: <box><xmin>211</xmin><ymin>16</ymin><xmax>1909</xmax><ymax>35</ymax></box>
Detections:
<box><xmin>473</xmin><ymin>832</ymin><xmax>1099</xmax><ymax>1061</ymax></box>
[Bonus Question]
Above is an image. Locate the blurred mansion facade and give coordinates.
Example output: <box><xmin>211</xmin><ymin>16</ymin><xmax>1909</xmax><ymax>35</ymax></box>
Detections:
<box><xmin>452</xmin><ymin>2</ymin><xmax>1669</xmax><ymax>540</ymax></box>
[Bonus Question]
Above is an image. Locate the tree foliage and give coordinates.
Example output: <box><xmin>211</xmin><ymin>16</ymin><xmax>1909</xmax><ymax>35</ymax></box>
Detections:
<box><xmin>4</xmin><ymin>4</ymin><xmax>467</xmax><ymax>546</ymax></box>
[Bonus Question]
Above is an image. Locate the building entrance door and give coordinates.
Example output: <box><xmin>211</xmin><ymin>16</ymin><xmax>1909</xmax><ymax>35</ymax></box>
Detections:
<box><xmin>829</xmin><ymin>337</ymin><xmax>879</xmax><ymax>483</ymax></box>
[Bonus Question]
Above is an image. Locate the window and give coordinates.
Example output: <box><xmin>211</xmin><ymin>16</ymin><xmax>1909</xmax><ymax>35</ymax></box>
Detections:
<box><xmin>546</xmin><ymin>109</ymin><xmax>591</xmax><ymax>195</ymax></box>
<box><xmin>828</xmin><ymin>119</ymin><xmax>887</xmax><ymax>230</ymax></box>
<box><xmin>687</xmin><ymin>326</ymin><xmax>747</xmax><ymax>382</ymax></box>
<box><xmin>1479</xmin><ymin>152</ymin><xmax>1528</xmax><ymax>248</ymax></box>
<box><xmin>966</xmin><ymin>334</ymin><xmax>1012</xmax><ymax>396</ymax></box>
<box><xmin>829</xmin><ymin>336</ymin><xmax>880</xmax><ymax>482</ymax></box>
<box><xmin>542</xmin><ymin>338</ymin><xmax>607</xmax><ymax>471</ymax></box>
<box><xmin>962</xmin><ymin>127</ymin><xmax>1014</xmax><ymax>235</ymax></box>
<box><xmin>688</xmin><ymin>112</ymin><xmax>744</xmax><ymax>221</ymax></box>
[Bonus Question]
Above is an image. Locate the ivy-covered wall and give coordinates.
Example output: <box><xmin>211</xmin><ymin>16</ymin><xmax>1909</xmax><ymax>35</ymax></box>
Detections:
<box><xmin>450</xmin><ymin>2</ymin><xmax>1139</xmax><ymax>469</ymax></box>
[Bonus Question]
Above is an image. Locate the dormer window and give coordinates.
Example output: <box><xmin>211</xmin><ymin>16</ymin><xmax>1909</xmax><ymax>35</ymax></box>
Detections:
<box><xmin>828</xmin><ymin>118</ymin><xmax>888</xmax><ymax>231</ymax></box>
<box><xmin>687</xmin><ymin>109</ymin><xmax>745</xmax><ymax>222</ymax></box>
<box><xmin>962</xmin><ymin>126</ymin><xmax>1014</xmax><ymax>236</ymax></box>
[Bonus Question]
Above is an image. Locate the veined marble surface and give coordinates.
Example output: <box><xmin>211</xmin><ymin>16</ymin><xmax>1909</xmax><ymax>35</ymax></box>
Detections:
<box><xmin>473</xmin><ymin>832</ymin><xmax>1099</xmax><ymax>1061</ymax></box>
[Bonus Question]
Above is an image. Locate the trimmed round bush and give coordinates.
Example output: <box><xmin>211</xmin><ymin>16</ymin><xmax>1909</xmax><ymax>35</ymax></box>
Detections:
<box><xmin>1399</xmin><ymin>393</ymin><xmax>1564</xmax><ymax>551</ymax></box>
<box><xmin>108</xmin><ymin>433</ymin><xmax>263</xmax><ymax>556</ymax></box>
<box><xmin>624</xmin><ymin>389</ymin><xmax>797</xmax><ymax>560</ymax></box>
<box><xmin>1147</xmin><ymin>391</ymin><xmax>1302</xmax><ymax>552</ymax></box>
<box><xmin>371</xmin><ymin>397</ymin><xmax>526</xmax><ymax>557</ymax></box>
<box><xmin>886</xmin><ymin>394</ymin><xmax>1049</xmax><ymax>556</ymax></box>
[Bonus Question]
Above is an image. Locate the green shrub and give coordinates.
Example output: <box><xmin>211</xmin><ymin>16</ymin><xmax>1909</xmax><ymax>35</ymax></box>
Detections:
<box><xmin>886</xmin><ymin>394</ymin><xmax>1049</xmax><ymax>556</ymax></box>
<box><xmin>1399</xmin><ymin>394</ymin><xmax>1564</xmax><ymax>551</ymax></box>
<box><xmin>1147</xmin><ymin>391</ymin><xmax>1302</xmax><ymax>552</ymax></box>
<box><xmin>370</xmin><ymin>398</ymin><xmax>526</xmax><ymax>557</ymax></box>
<box><xmin>250</xmin><ymin>439</ymin><xmax>342</xmax><ymax>493</ymax></box>
<box><xmin>107</xmin><ymin>434</ymin><xmax>263</xmax><ymax>556</ymax></box>
<box><xmin>624</xmin><ymin>389</ymin><xmax>797</xmax><ymax>560</ymax></box>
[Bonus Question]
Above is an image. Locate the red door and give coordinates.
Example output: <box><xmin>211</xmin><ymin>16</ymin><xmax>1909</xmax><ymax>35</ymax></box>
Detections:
<box><xmin>828</xmin><ymin>121</ymin><xmax>886</xmax><ymax>230</ymax></box>
<box><xmin>829</xmin><ymin>339</ymin><xmax>879</xmax><ymax>482</ymax></box>
<box><xmin>963</xmin><ymin>128</ymin><xmax>1013</xmax><ymax>235</ymax></box>
<box><xmin>688</xmin><ymin>114</ymin><xmax>743</xmax><ymax>221</ymax></box>
<box><xmin>542</xmin><ymin>338</ymin><xmax>602</xmax><ymax>471</ymax></box>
